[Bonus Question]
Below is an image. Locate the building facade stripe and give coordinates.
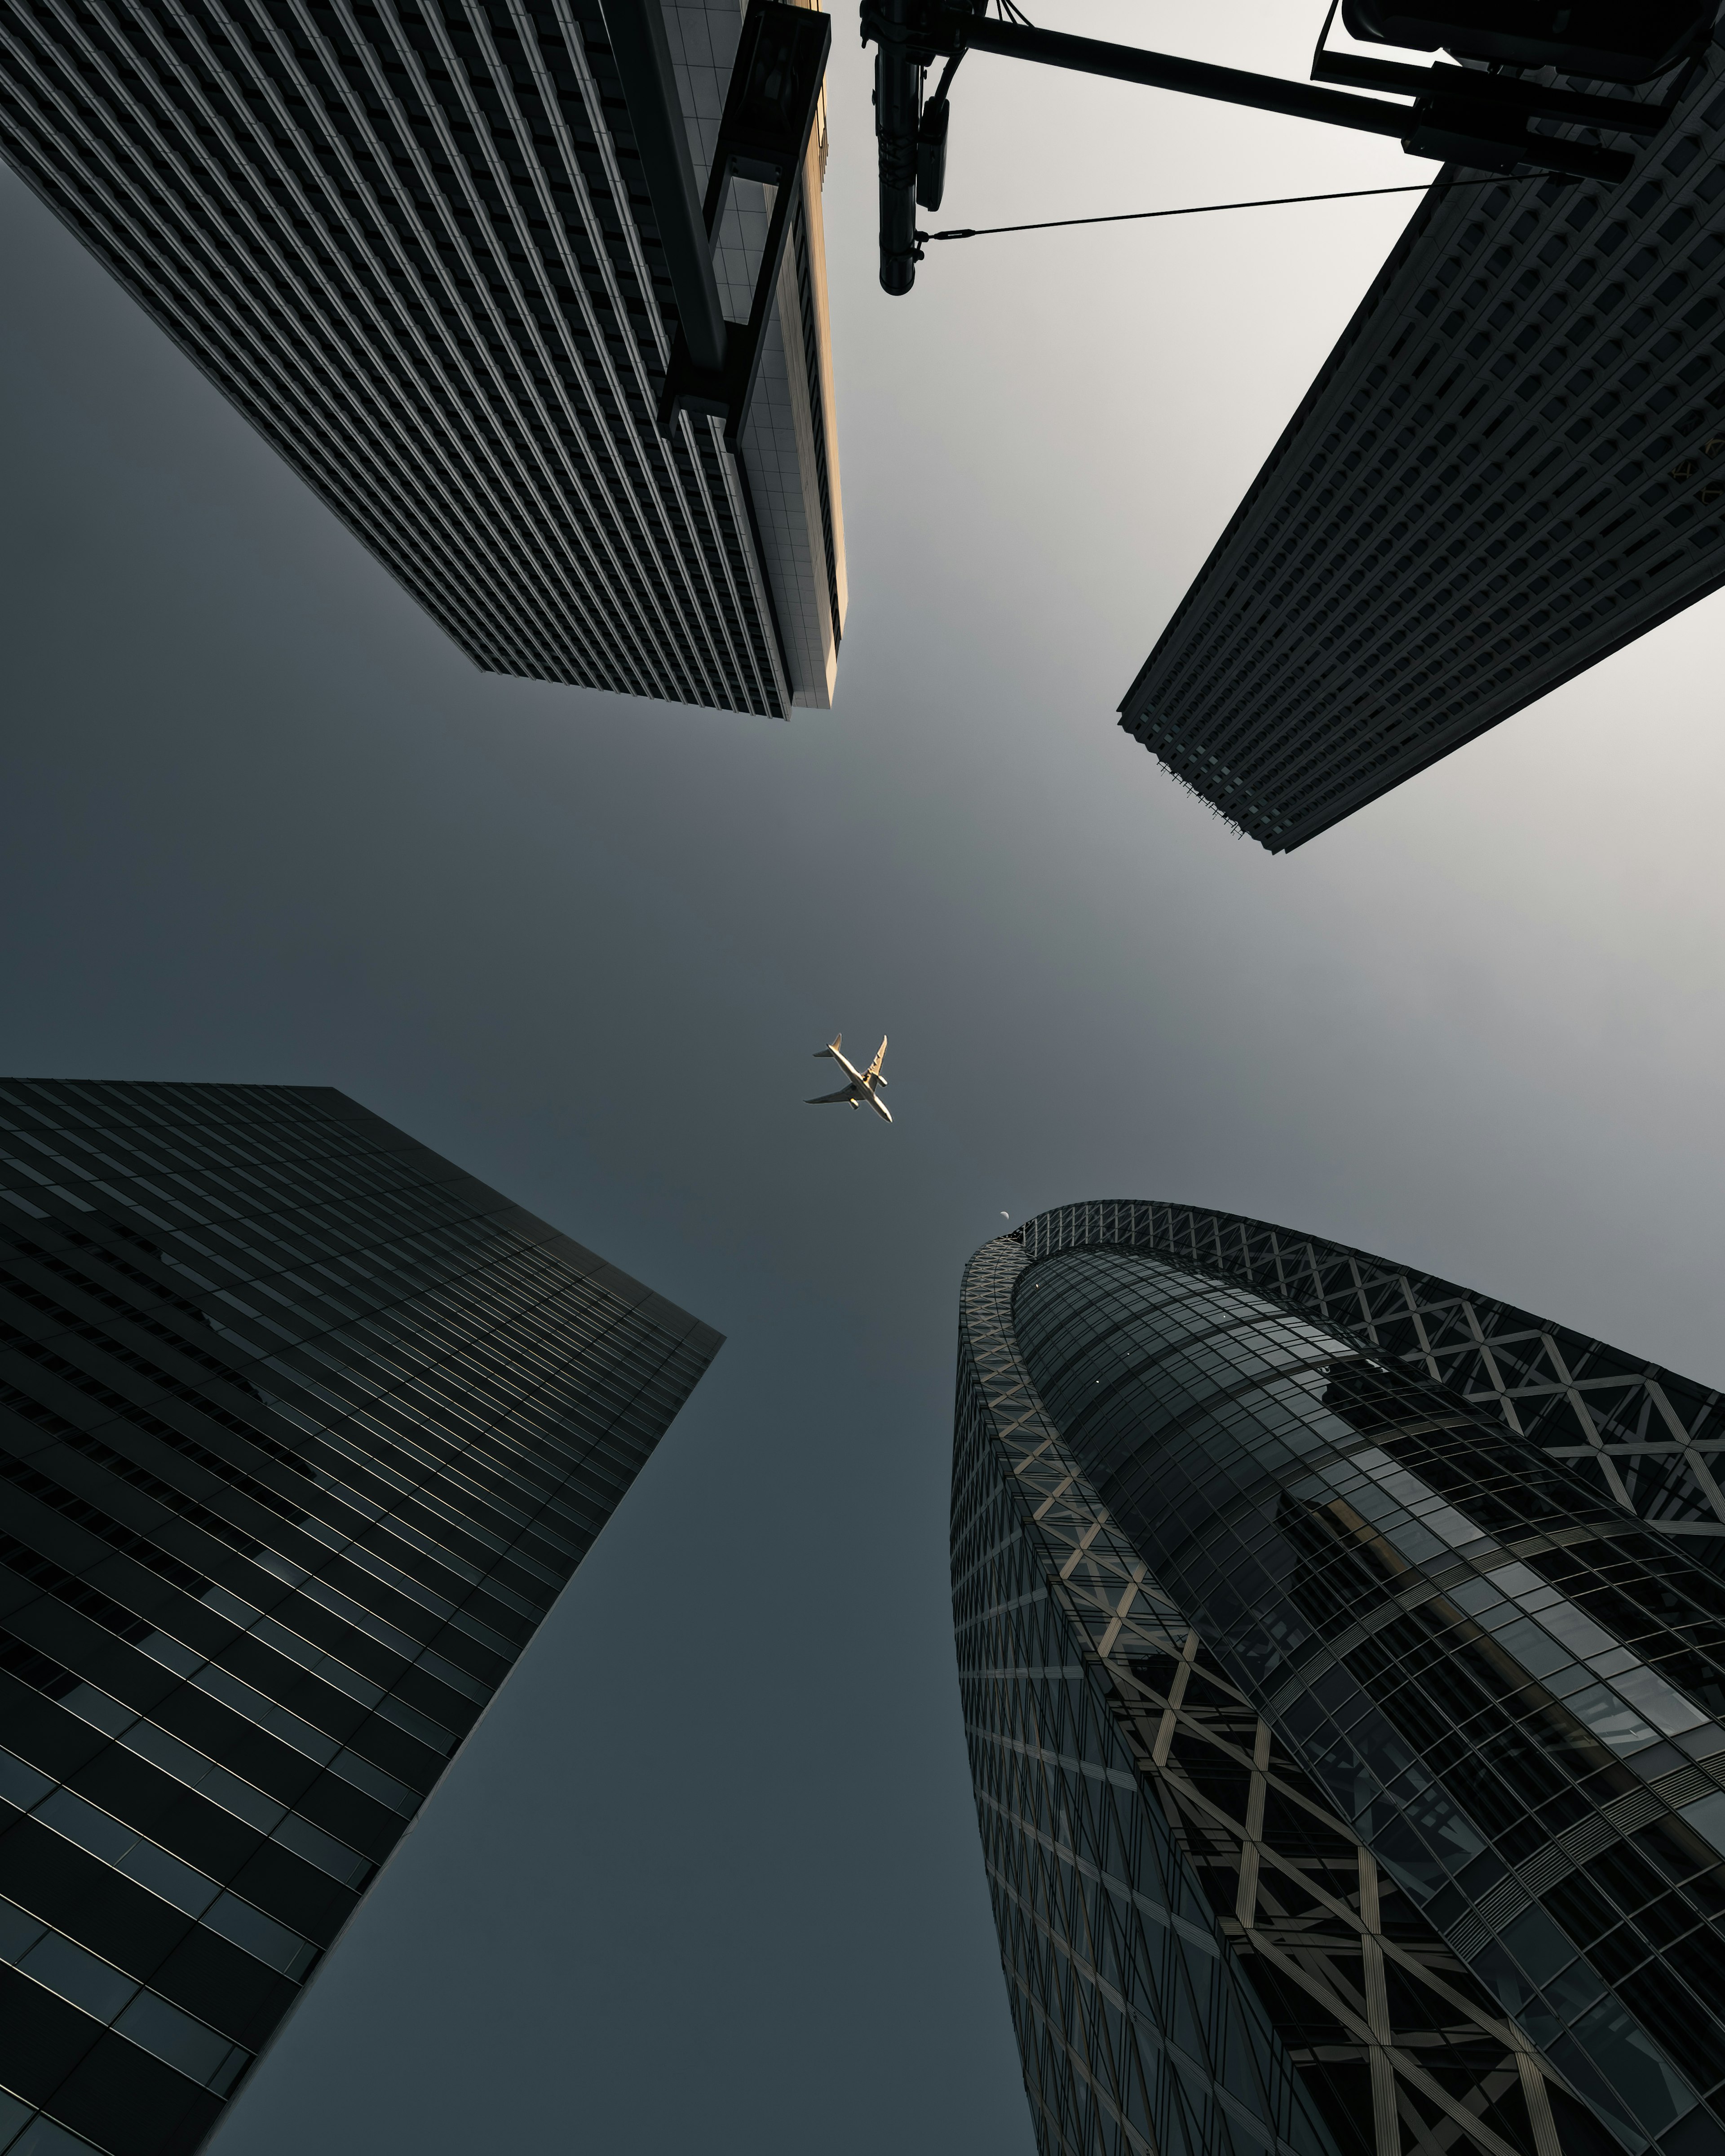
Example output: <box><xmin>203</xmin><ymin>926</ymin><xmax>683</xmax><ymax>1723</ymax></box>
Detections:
<box><xmin>0</xmin><ymin>1079</ymin><xmax>721</xmax><ymax>2156</ymax></box>
<box><xmin>0</xmin><ymin>0</ymin><xmax>845</xmax><ymax>713</ymax></box>
<box><xmin>1119</xmin><ymin>36</ymin><xmax>1725</xmax><ymax>848</ymax></box>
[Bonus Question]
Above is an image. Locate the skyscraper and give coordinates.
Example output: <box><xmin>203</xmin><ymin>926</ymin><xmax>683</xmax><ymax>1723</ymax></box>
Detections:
<box><xmin>1118</xmin><ymin>35</ymin><xmax>1725</xmax><ymax>850</ymax></box>
<box><xmin>0</xmin><ymin>1078</ymin><xmax>721</xmax><ymax>2156</ymax></box>
<box><xmin>0</xmin><ymin>0</ymin><xmax>845</xmax><ymax>715</ymax></box>
<box><xmin>956</xmin><ymin>1199</ymin><xmax>1725</xmax><ymax>2156</ymax></box>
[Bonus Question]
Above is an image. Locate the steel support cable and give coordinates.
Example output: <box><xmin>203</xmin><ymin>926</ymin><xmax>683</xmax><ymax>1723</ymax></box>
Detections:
<box><xmin>920</xmin><ymin>166</ymin><xmax>1561</xmax><ymax>241</ymax></box>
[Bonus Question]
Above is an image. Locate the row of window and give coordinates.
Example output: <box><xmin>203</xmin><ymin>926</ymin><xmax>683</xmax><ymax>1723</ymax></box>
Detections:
<box><xmin>0</xmin><ymin>1133</ymin><xmax>696</xmax><ymax>1616</ymax></box>
<box><xmin>0</xmin><ymin>1084</ymin><xmax>718</xmax><ymax>2154</ymax></box>
<box><xmin>1126</xmin><ymin>62</ymin><xmax>1725</xmax><ymax>842</ymax></box>
<box><xmin>0</xmin><ymin>1279</ymin><xmax>555</xmax><ymax>1635</ymax></box>
<box><xmin>0</xmin><ymin>0</ymin><xmax>788</xmax><ymax>709</ymax></box>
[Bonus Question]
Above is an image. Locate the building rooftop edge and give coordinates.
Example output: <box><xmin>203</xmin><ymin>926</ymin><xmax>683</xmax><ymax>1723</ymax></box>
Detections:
<box><xmin>0</xmin><ymin>1076</ymin><xmax>723</xmax><ymax>1353</ymax></box>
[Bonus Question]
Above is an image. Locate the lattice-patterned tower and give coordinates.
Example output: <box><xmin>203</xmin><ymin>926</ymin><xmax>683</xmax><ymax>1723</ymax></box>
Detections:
<box><xmin>955</xmin><ymin>1202</ymin><xmax>1725</xmax><ymax>2156</ymax></box>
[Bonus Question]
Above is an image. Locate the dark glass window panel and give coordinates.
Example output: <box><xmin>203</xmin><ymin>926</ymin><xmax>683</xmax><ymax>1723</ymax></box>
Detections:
<box><xmin>39</xmin><ymin>2027</ymin><xmax>225</xmax><ymax>2156</ymax></box>
<box><xmin>0</xmin><ymin>1959</ymin><xmax>104</xmax><ymax>2105</ymax></box>
<box><xmin>0</xmin><ymin>1080</ymin><xmax>719</xmax><ymax>2151</ymax></box>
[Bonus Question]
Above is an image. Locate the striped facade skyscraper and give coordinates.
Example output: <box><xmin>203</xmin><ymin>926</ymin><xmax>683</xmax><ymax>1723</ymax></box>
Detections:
<box><xmin>1119</xmin><ymin>35</ymin><xmax>1725</xmax><ymax>848</ymax></box>
<box><xmin>0</xmin><ymin>0</ymin><xmax>845</xmax><ymax>714</ymax></box>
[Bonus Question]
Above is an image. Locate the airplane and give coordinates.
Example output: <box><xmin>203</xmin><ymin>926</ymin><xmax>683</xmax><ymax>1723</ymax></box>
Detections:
<box><xmin>806</xmin><ymin>1033</ymin><xmax>892</xmax><ymax>1123</ymax></box>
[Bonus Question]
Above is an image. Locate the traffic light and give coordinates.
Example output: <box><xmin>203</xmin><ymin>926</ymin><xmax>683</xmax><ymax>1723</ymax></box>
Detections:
<box><xmin>863</xmin><ymin>0</ymin><xmax>1689</xmax><ymax>294</ymax></box>
<box><xmin>1341</xmin><ymin>1</ymin><xmax>1716</xmax><ymax>84</ymax></box>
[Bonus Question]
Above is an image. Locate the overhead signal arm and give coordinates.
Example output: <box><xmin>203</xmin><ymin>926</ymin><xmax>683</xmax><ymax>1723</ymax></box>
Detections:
<box><xmin>864</xmin><ymin>0</ymin><xmax>1699</xmax><ymax>294</ymax></box>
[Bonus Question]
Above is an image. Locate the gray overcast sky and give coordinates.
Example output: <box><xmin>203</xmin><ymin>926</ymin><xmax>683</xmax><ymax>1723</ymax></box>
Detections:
<box><xmin>5</xmin><ymin>3</ymin><xmax>1725</xmax><ymax>2149</ymax></box>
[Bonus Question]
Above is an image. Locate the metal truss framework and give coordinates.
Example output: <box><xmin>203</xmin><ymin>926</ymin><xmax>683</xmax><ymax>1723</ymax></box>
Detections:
<box><xmin>1118</xmin><ymin>33</ymin><xmax>1725</xmax><ymax>850</ymax></box>
<box><xmin>0</xmin><ymin>0</ymin><xmax>801</xmax><ymax>712</ymax></box>
<box><xmin>1016</xmin><ymin>1200</ymin><xmax>1725</xmax><ymax>1564</ymax></box>
<box><xmin>957</xmin><ymin>1230</ymin><xmax>1568</xmax><ymax>2156</ymax></box>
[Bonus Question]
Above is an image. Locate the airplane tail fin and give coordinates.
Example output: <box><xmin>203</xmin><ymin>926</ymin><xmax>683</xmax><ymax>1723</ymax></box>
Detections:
<box><xmin>814</xmin><ymin>1031</ymin><xmax>841</xmax><ymax>1060</ymax></box>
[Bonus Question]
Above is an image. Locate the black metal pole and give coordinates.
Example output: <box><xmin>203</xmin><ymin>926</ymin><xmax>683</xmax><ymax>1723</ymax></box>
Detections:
<box><xmin>875</xmin><ymin>0</ymin><xmax>923</xmax><ymax>293</ymax></box>
<box><xmin>866</xmin><ymin>6</ymin><xmax>1638</xmax><ymax>289</ymax></box>
<box><xmin>960</xmin><ymin>17</ymin><xmax>1413</xmax><ymax>140</ymax></box>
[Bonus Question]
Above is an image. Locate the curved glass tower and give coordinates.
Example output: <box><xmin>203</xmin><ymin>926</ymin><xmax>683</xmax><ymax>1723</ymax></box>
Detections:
<box><xmin>955</xmin><ymin>1202</ymin><xmax>1725</xmax><ymax>2156</ymax></box>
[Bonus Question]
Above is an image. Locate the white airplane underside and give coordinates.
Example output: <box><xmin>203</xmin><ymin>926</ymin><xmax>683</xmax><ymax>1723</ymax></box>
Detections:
<box><xmin>806</xmin><ymin>1033</ymin><xmax>892</xmax><ymax>1123</ymax></box>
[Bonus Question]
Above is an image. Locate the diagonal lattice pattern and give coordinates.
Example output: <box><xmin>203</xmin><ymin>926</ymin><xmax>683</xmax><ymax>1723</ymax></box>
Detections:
<box><xmin>1015</xmin><ymin>1201</ymin><xmax>1725</xmax><ymax>1561</ymax></box>
<box><xmin>956</xmin><ymin>1233</ymin><xmax>1567</xmax><ymax>2156</ymax></box>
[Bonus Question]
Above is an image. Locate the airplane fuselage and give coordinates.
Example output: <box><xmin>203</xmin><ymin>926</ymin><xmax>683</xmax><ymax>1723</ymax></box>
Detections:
<box><xmin>807</xmin><ymin>1033</ymin><xmax>893</xmax><ymax>1122</ymax></box>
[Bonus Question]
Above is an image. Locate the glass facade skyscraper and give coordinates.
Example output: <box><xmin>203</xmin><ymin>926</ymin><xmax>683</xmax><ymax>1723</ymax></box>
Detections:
<box><xmin>956</xmin><ymin>1200</ymin><xmax>1725</xmax><ymax>2156</ymax></box>
<box><xmin>0</xmin><ymin>1078</ymin><xmax>721</xmax><ymax>2156</ymax></box>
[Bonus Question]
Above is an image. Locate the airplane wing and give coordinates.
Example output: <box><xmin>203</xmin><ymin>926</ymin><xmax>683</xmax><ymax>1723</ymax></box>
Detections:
<box><xmin>866</xmin><ymin>1036</ymin><xmax>888</xmax><ymax>1079</ymax></box>
<box><xmin>805</xmin><ymin>1088</ymin><xmax>857</xmax><ymax>1105</ymax></box>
